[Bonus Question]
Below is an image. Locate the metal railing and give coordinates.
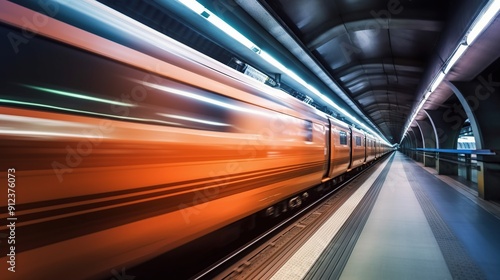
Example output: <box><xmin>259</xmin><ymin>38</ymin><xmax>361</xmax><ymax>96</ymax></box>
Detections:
<box><xmin>404</xmin><ymin>148</ymin><xmax>497</xmax><ymax>184</ymax></box>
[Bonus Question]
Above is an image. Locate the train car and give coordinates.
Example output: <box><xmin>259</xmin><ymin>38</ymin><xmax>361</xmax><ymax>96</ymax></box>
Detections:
<box><xmin>365</xmin><ymin>133</ymin><xmax>377</xmax><ymax>162</ymax></box>
<box><xmin>0</xmin><ymin>1</ymin><xmax>392</xmax><ymax>279</ymax></box>
<box><xmin>323</xmin><ymin>117</ymin><xmax>351</xmax><ymax>182</ymax></box>
<box><xmin>375</xmin><ymin>139</ymin><xmax>381</xmax><ymax>158</ymax></box>
<box><xmin>0</xmin><ymin>2</ymin><xmax>330</xmax><ymax>279</ymax></box>
<box><xmin>349</xmin><ymin>126</ymin><xmax>366</xmax><ymax>170</ymax></box>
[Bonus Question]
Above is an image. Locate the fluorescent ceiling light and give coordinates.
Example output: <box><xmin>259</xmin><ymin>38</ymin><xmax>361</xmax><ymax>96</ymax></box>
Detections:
<box><xmin>400</xmin><ymin>91</ymin><xmax>427</xmax><ymax>143</ymax></box>
<box><xmin>178</xmin><ymin>0</ymin><xmax>260</xmax><ymax>53</ymax></box>
<box><xmin>444</xmin><ymin>44</ymin><xmax>468</xmax><ymax>73</ymax></box>
<box><xmin>178</xmin><ymin>0</ymin><xmax>204</xmax><ymax>14</ymax></box>
<box><xmin>467</xmin><ymin>0</ymin><xmax>500</xmax><ymax>45</ymax></box>
<box><xmin>429</xmin><ymin>71</ymin><xmax>446</xmax><ymax>93</ymax></box>
<box><xmin>415</xmin><ymin>100</ymin><xmax>425</xmax><ymax>114</ymax></box>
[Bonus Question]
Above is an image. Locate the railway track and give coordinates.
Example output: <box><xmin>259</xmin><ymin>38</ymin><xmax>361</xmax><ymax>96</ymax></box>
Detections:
<box><xmin>192</xmin><ymin>154</ymin><xmax>391</xmax><ymax>280</ymax></box>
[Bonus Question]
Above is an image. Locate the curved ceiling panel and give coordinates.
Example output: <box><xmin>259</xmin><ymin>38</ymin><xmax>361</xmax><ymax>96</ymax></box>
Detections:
<box><xmin>261</xmin><ymin>0</ymin><xmax>453</xmax><ymax>142</ymax></box>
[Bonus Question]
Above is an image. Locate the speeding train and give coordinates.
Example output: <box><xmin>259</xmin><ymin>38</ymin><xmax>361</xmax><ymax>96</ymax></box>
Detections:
<box><xmin>0</xmin><ymin>1</ymin><xmax>392</xmax><ymax>279</ymax></box>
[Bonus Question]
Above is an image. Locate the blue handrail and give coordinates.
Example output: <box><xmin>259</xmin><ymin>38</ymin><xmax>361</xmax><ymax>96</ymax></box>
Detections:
<box><xmin>413</xmin><ymin>148</ymin><xmax>495</xmax><ymax>155</ymax></box>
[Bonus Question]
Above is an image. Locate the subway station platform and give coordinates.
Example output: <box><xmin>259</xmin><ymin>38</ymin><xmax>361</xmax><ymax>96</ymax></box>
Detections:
<box><xmin>270</xmin><ymin>152</ymin><xmax>500</xmax><ymax>280</ymax></box>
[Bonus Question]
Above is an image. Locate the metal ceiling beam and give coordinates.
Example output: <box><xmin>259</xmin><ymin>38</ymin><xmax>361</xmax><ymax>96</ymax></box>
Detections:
<box><xmin>334</xmin><ymin>57</ymin><xmax>425</xmax><ymax>76</ymax></box>
<box><xmin>336</xmin><ymin>62</ymin><xmax>424</xmax><ymax>78</ymax></box>
<box><xmin>342</xmin><ymin>74</ymin><xmax>420</xmax><ymax>88</ymax></box>
<box><xmin>307</xmin><ymin>18</ymin><xmax>444</xmax><ymax>50</ymax></box>
<box><xmin>353</xmin><ymin>89</ymin><xmax>413</xmax><ymax>100</ymax></box>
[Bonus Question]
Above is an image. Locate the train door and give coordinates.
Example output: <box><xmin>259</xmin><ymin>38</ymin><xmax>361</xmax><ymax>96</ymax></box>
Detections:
<box><xmin>364</xmin><ymin>134</ymin><xmax>367</xmax><ymax>163</ymax></box>
<box><xmin>328</xmin><ymin>118</ymin><xmax>350</xmax><ymax>179</ymax></box>
<box><xmin>323</xmin><ymin>118</ymin><xmax>331</xmax><ymax>179</ymax></box>
<box><xmin>348</xmin><ymin>127</ymin><xmax>353</xmax><ymax>169</ymax></box>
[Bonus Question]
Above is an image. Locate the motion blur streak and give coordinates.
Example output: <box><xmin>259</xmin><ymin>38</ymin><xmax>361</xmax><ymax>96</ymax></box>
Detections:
<box><xmin>0</xmin><ymin>1</ymin><xmax>391</xmax><ymax>279</ymax></box>
<box><xmin>159</xmin><ymin>114</ymin><xmax>231</xmax><ymax>127</ymax></box>
<box><xmin>142</xmin><ymin>81</ymin><xmax>271</xmax><ymax>117</ymax></box>
<box><xmin>25</xmin><ymin>85</ymin><xmax>135</xmax><ymax>107</ymax></box>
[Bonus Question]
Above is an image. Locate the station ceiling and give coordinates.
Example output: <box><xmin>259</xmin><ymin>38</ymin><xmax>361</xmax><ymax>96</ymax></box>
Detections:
<box><xmin>98</xmin><ymin>0</ymin><xmax>500</xmax><ymax>144</ymax></box>
<box><xmin>256</xmin><ymin>0</ymin><xmax>453</xmax><ymax>143</ymax></box>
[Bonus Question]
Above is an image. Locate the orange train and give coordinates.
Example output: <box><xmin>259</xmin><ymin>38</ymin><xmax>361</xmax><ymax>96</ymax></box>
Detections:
<box><xmin>0</xmin><ymin>1</ymin><xmax>392</xmax><ymax>279</ymax></box>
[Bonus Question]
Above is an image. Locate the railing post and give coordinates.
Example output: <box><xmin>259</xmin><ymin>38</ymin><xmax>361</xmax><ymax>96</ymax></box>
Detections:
<box><xmin>465</xmin><ymin>154</ymin><xmax>472</xmax><ymax>181</ymax></box>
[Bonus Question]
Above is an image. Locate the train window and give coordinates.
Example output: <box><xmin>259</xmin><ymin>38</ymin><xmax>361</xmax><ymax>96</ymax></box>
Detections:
<box><xmin>356</xmin><ymin>136</ymin><xmax>362</xmax><ymax>146</ymax></box>
<box><xmin>305</xmin><ymin>120</ymin><xmax>313</xmax><ymax>142</ymax></box>
<box><xmin>339</xmin><ymin>131</ymin><xmax>347</xmax><ymax>145</ymax></box>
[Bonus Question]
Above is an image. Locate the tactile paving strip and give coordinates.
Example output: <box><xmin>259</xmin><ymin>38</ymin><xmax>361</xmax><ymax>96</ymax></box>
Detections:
<box><xmin>404</xmin><ymin>160</ymin><xmax>486</xmax><ymax>280</ymax></box>
<box><xmin>303</xmin><ymin>153</ymin><xmax>396</xmax><ymax>280</ymax></box>
<box><xmin>269</xmin><ymin>156</ymin><xmax>393</xmax><ymax>279</ymax></box>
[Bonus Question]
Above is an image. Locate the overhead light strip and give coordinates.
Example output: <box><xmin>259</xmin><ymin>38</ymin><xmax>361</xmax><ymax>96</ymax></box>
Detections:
<box><xmin>429</xmin><ymin>71</ymin><xmax>446</xmax><ymax>93</ymax></box>
<box><xmin>178</xmin><ymin>0</ymin><xmax>390</xmax><ymax>144</ymax></box>
<box><xmin>400</xmin><ymin>0</ymin><xmax>500</xmax><ymax>144</ymax></box>
<box><xmin>178</xmin><ymin>0</ymin><xmax>260</xmax><ymax>53</ymax></box>
<box><xmin>467</xmin><ymin>0</ymin><xmax>500</xmax><ymax>45</ymax></box>
<box><xmin>443</xmin><ymin>44</ymin><xmax>468</xmax><ymax>74</ymax></box>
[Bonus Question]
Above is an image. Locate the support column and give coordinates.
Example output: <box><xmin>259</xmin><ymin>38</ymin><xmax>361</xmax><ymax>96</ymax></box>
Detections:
<box><xmin>404</xmin><ymin>134</ymin><xmax>414</xmax><ymax>158</ymax></box>
<box><xmin>448</xmin><ymin>60</ymin><xmax>500</xmax><ymax>199</ymax></box>
<box><xmin>416</xmin><ymin>119</ymin><xmax>437</xmax><ymax>167</ymax></box>
<box><xmin>409</xmin><ymin>127</ymin><xmax>423</xmax><ymax>162</ymax></box>
<box><xmin>425</xmin><ymin>109</ymin><xmax>465</xmax><ymax>176</ymax></box>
